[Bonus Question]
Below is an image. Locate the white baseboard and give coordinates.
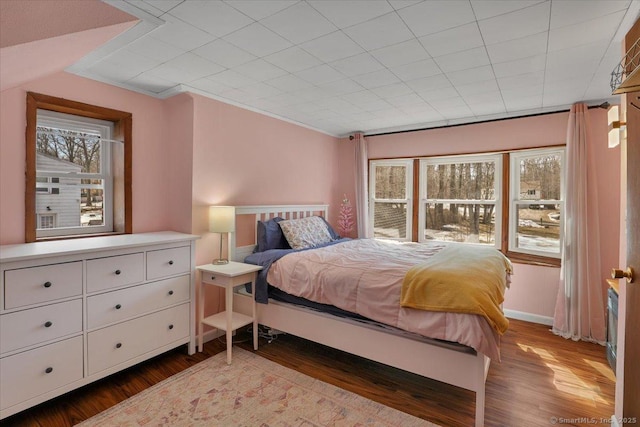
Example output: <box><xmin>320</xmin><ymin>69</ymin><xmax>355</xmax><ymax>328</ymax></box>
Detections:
<box><xmin>611</xmin><ymin>415</ymin><xmax>620</xmax><ymax>427</ymax></box>
<box><xmin>202</xmin><ymin>329</ymin><xmax>225</xmax><ymax>344</ymax></box>
<box><xmin>504</xmin><ymin>309</ymin><xmax>553</xmax><ymax>326</ymax></box>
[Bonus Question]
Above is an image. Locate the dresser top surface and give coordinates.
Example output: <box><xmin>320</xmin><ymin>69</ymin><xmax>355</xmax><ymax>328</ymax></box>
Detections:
<box><xmin>0</xmin><ymin>232</ymin><xmax>199</xmax><ymax>263</ymax></box>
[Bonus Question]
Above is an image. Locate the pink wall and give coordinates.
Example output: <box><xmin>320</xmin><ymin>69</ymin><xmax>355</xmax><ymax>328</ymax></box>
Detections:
<box><xmin>0</xmin><ymin>71</ymin><xmax>173</xmax><ymax>244</ymax></box>
<box><xmin>365</xmin><ymin>110</ymin><xmax>620</xmax><ymax>320</ymax></box>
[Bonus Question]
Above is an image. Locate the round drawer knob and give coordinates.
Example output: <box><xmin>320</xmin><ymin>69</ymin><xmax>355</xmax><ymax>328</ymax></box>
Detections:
<box><xmin>115</xmin><ymin>304</ymin><xmax>122</xmax><ymax>310</ymax></box>
<box><xmin>168</xmin><ymin>324</ymin><xmax>174</xmax><ymax>330</ymax></box>
<box><xmin>45</xmin><ymin>367</ymin><xmax>53</xmax><ymax>374</ymax></box>
<box><xmin>115</xmin><ymin>270</ymin><xmax>121</xmax><ymax>275</ymax></box>
<box><xmin>168</xmin><ymin>290</ymin><xmax>174</xmax><ymax>296</ymax></box>
<box><xmin>44</xmin><ymin>321</ymin><xmax>53</xmax><ymax>328</ymax></box>
<box><xmin>116</xmin><ymin>343</ymin><xmax>122</xmax><ymax>349</ymax></box>
<box><xmin>43</xmin><ymin>281</ymin><xmax>52</xmax><ymax>288</ymax></box>
<box><xmin>168</xmin><ymin>260</ymin><xmax>174</xmax><ymax>265</ymax></box>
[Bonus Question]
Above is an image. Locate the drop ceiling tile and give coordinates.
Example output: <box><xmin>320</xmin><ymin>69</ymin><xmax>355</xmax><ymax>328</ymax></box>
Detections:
<box><xmin>351</xmin><ymin>69</ymin><xmax>401</xmax><ymax>89</ymax></box>
<box><xmin>291</xmin><ymin>86</ymin><xmax>331</xmax><ymax>102</ymax></box>
<box><xmin>188</xmin><ymin>77</ymin><xmax>231</xmax><ymax>94</ymax></box>
<box><xmin>240</xmin><ymin>82</ymin><xmax>284</xmax><ymax>98</ymax></box>
<box><xmin>224</xmin><ymin>0</ymin><xmax>297</xmax><ymax>20</ymax></box>
<box><xmin>485</xmin><ymin>32</ymin><xmax>548</xmax><ymax>64</ymax></box>
<box><xmin>207</xmin><ymin>69</ymin><xmax>257</xmax><ymax>88</ymax></box>
<box><xmin>371</xmin><ymin>39</ymin><xmax>430</xmax><ymax>68</ymax></box>
<box><xmin>434</xmin><ymin>47</ymin><xmax>490</xmax><ymax>73</ymax></box>
<box><xmin>233</xmin><ymin>59</ymin><xmax>288</xmax><ymax>80</ymax></box>
<box><xmin>504</xmin><ymin>94</ymin><xmax>543</xmax><ymax>112</ymax></box>
<box><xmin>104</xmin><ymin>49</ymin><xmax>163</xmax><ymax>73</ymax></box>
<box><xmin>264</xmin><ymin>47</ymin><xmax>323</xmax><ymax>73</ymax></box>
<box><xmin>455</xmin><ymin>79</ymin><xmax>500</xmax><ymax>97</ymax></box>
<box><xmin>88</xmin><ymin>60</ymin><xmax>144</xmax><ymax>82</ymax></box>
<box><xmin>330</xmin><ymin>53</ymin><xmax>385</xmax><ymax>77</ymax></box>
<box><xmin>153</xmin><ymin>52</ymin><xmax>225</xmax><ymax>82</ymax></box>
<box><xmin>318</xmin><ymin>79</ymin><xmax>364</xmax><ymax>96</ymax></box>
<box><xmin>545</xmin><ymin>41</ymin><xmax>609</xmax><ymax>82</ymax></box>
<box><xmin>261</xmin><ymin>2</ymin><xmax>336</xmax><ymax>44</ymax></box>
<box><xmin>478</xmin><ymin>2</ymin><xmax>550</xmax><ymax>45</ymax></box>
<box><xmin>126</xmin><ymin>35</ymin><xmax>185</xmax><ymax>63</ymax></box>
<box><xmin>169</xmin><ymin>1</ymin><xmax>253</xmax><ymax>37</ymax></box>
<box><xmin>548</xmin><ymin>11</ymin><xmax>624</xmax><ymax>52</ymax></box>
<box><xmin>468</xmin><ymin>102</ymin><xmax>506</xmax><ymax>116</ymax></box>
<box><xmin>498</xmin><ymin>71</ymin><xmax>544</xmax><ymax>91</ymax></box>
<box><xmin>300</xmin><ymin>31</ymin><xmax>364</xmax><ymax>62</ymax></box>
<box><xmin>436</xmin><ymin>104</ymin><xmax>475</xmax><ymax>119</ymax></box>
<box><xmin>224</xmin><ymin>23</ymin><xmax>292</xmax><ymax>57</ymax></box>
<box><xmin>343</xmin><ymin>90</ymin><xmax>381</xmax><ymax>104</ymax></box>
<box><xmin>193</xmin><ymin>39</ymin><xmax>256</xmax><ymax>68</ymax></box>
<box><xmin>127</xmin><ymin>72</ymin><xmax>178</xmax><ymax>93</ymax></box>
<box><xmin>419</xmin><ymin>23</ymin><xmax>484</xmax><ymax>58</ymax></box>
<box><xmin>386</xmin><ymin>93</ymin><xmax>425</xmax><ymax>107</ymax></box>
<box><xmin>463</xmin><ymin>90</ymin><xmax>504</xmax><ymax>105</ymax></box>
<box><xmin>265</xmin><ymin>74</ymin><xmax>314</xmax><ymax>92</ymax></box>
<box><xmin>502</xmin><ymin>84</ymin><xmax>543</xmax><ymax>100</ymax></box>
<box><xmin>397</xmin><ymin>1</ymin><xmax>476</xmax><ymax>37</ymax></box>
<box><xmin>264</xmin><ymin>92</ymin><xmax>305</xmax><ymax>106</ymax></box>
<box><xmin>343</xmin><ymin>13</ymin><xmax>414</xmax><ymax>51</ymax></box>
<box><xmin>406</xmin><ymin>74</ymin><xmax>451</xmax><ymax>92</ymax></box>
<box><xmin>447</xmin><ymin>65</ymin><xmax>495</xmax><ymax>86</ymax></box>
<box><xmin>142</xmin><ymin>0</ymin><xmax>183</xmax><ymax>13</ymax></box>
<box><xmin>470</xmin><ymin>0</ymin><xmax>544</xmax><ymax>20</ymax></box>
<box><xmin>358</xmin><ymin>98</ymin><xmax>394</xmax><ymax>112</ymax></box>
<box><xmin>492</xmin><ymin>54</ymin><xmax>547</xmax><ymax>78</ymax></box>
<box><xmin>550</xmin><ymin>0</ymin><xmax>630</xmax><ymax>29</ymax></box>
<box><xmin>149</xmin><ymin>15</ymin><xmax>215</xmax><ymax>50</ymax></box>
<box><xmin>429</xmin><ymin>96</ymin><xmax>468</xmax><ymax>109</ymax></box>
<box><xmin>371</xmin><ymin>82</ymin><xmax>414</xmax><ymax>98</ymax></box>
<box><xmin>218</xmin><ymin>88</ymin><xmax>258</xmax><ymax>103</ymax></box>
<box><xmin>417</xmin><ymin>86</ymin><xmax>460</xmax><ymax>102</ymax></box>
<box><xmin>388</xmin><ymin>0</ymin><xmax>422</xmax><ymax>10</ymax></box>
<box><xmin>390</xmin><ymin>59</ymin><xmax>441</xmax><ymax>81</ymax></box>
<box><xmin>295</xmin><ymin>64</ymin><xmax>344</xmax><ymax>84</ymax></box>
<box><xmin>307</xmin><ymin>0</ymin><xmax>393</xmax><ymax>28</ymax></box>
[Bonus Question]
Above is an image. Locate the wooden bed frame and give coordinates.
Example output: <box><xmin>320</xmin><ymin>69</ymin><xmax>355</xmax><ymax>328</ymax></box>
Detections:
<box><xmin>229</xmin><ymin>204</ymin><xmax>490</xmax><ymax>427</ymax></box>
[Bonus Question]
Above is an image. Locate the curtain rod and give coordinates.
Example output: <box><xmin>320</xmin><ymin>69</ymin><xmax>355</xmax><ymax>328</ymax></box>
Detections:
<box><xmin>358</xmin><ymin>102</ymin><xmax>611</xmax><ymax>139</ymax></box>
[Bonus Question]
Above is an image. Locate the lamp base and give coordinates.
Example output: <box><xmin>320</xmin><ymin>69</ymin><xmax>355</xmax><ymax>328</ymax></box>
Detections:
<box><xmin>212</xmin><ymin>258</ymin><xmax>229</xmax><ymax>265</ymax></box>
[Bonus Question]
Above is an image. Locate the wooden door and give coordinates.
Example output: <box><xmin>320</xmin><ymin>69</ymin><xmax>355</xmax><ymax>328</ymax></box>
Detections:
<box><xmin>621</xmin><ymin>90</ymin><xmax>640</xmax><ymax>421</ymax></box>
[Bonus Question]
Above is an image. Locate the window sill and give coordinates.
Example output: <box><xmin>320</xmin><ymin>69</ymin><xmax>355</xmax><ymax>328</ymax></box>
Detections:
<box><xmin>36</xmin><ymin>231</ymin><xmax>125</xmax><ymax>242</ymax></box>
<box><xmin>505</xmin><ymin>251</ymin><xmax>561</xmax><ymax>268</ymax></box>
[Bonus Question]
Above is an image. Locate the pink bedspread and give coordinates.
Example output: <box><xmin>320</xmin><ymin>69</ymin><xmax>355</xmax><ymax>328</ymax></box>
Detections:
<box><xmin>267</xmin><ymin>239</ymin><xmax>506</xmax><ymax>360</ymax></box>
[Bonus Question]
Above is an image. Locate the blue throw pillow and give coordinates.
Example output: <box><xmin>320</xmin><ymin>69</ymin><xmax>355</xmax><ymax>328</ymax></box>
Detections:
<box><xmin>255</xmin><ymin>217</ymin><xmax>291</xmax><ymax>252</ymax></box>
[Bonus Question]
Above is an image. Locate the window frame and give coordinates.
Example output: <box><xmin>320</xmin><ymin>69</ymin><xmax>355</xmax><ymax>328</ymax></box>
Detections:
<box><xmin>507</xmin><ymin>147</ymin><xmax>565</xmax><ymax>260</ymax></box>
<box><xmin>26</xmin><ymin>92</ymin><xmax>132</xmax><ymax>242</ymax></box>
<box><xmin>418</xmin><ymin>153</ymin><xmax>502</xmax><ymax>247</ymax></box>
<box><xmin>369</xmin><ymin>159</ymin><xmax>413</xmax><ymax>241</ymax></box>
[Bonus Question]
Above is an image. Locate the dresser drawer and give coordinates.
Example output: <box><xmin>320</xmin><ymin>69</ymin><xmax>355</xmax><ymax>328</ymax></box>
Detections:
<box><xmin>87</xmin><ymin>303</ymin><xmax>189</xmax><ymax>375</ymax></box>
<box><xmin>87</xmin><ymin>275</ymin><xmax>190</xmax><ymax>329</ymax></box>
<box><xmin>0</xmin><ymin>336</ymin><xmax>83</xmax><ymax>411</ymax></box>
<box><xmin>0</xmin><ymin>299</ymin><xmax>82</xmax><ymax>354</ymax></box>
<box><xmin>147</xmin><ymin>246</ymin><xmax>190</xmax><ymax>281</ymax></box>
<box><xmin>87</xmin><ymin>253</ymin><xmax>144</xmax><ymax>293</ymax></box>
<box><xmin>3</xmin><ymin>262</ymin><xmax>82</xmax><ymax>309</ymax></box>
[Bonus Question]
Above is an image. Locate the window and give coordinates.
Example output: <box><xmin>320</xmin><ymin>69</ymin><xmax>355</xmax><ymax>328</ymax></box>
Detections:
<box><xmin>369</xmin><ymin>159</ymin><xmax>413</xmax><ymax>240</ymax></box>
<box><xmin>419</xmin><ymin>155</ymin><xmax>501</xmax><ymax>246</ymax></box>
<box><xmin>26</xmin><ymin>92</ymin><xmax>132</xmax><ymax>242</ymax></box>
<box><xmin>368</xmin><ymin>147</ymin><xmax>564</xmax><ymax>266</ymax></box>
<box><xmin>35</xmin><ymin>110</ymin><xmax>114</xmax><ymax>238</ymax></box>
<box><xmin>509</xmin><ymin>148</ymin><xmax>564</xmax><ymax>258</ymax></box>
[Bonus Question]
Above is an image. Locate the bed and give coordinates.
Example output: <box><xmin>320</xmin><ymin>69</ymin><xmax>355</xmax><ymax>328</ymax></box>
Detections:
<box><xmin>229</xmin><ymin>204</ymin><xmax>511</xmax><ymax>427</ymax></box>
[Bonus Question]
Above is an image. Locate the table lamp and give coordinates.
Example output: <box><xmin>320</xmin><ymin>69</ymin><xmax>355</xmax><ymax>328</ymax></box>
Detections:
<box><xmin>209</xmin><ymin>206</ymin><xmax>235</xmax><ymax>264</ymax></box>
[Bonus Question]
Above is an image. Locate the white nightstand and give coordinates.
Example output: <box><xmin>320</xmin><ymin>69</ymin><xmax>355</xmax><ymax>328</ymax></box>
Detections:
<box><xmin>196</xmin><ymin>262</ymin><xmax>263</xmax><ymax>364</ymax></box>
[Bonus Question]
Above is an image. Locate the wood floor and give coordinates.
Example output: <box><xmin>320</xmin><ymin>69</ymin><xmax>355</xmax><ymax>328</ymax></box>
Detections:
<box><xmin>1</xmin><ymin>319</ymin><xmax>614</xmax><ymax>427</ymax></box>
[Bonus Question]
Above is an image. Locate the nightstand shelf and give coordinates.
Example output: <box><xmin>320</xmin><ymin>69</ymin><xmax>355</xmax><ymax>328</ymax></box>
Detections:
<box><xmin>202</xmin><ymin>311</ymin><xmax>254</xmax><ymax>332</ymax></box>
<box><xmin>196</xmin><ymin>262</ymin><xmax>262</xmax><ymax>364</ymax></box>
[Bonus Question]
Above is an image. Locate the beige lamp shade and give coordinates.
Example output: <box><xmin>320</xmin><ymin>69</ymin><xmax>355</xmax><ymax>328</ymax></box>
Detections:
<box><xmin>209</xmin><ymin>206</ymin><xmax>236</xmax><ymax>233</ymax></box>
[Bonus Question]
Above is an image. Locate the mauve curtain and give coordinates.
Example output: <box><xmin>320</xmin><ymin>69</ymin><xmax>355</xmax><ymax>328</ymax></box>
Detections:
<box><xmin>353</xmin><ymin>132</ymin><xmax>370</xmax><ymax>238</ymax></box>
<box><xmin>552</xmin><ymin>103</ymin><xmax>605</xmax><ymax>344</ymax></box>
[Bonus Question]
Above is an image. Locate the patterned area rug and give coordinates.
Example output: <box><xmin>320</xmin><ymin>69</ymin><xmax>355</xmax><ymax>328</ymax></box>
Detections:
<box><xmin>77</xmin><ymin>348</ymin><xmax>437</xmax><ymax>426</ymax></box>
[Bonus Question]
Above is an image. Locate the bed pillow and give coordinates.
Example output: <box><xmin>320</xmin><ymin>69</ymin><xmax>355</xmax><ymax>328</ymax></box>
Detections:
<box><xmin>255</xmin><ymin>217</ymin><xmax>291</xmax><ymax>252</ymax></box>
<box><xmin>279</xmin><ymin>216</ymin><xmax>333</xmax><ymax>250</ymax></box>
<box><xmin>320</xmin><ymin>216</ymin><xmax>340</xmax><ymax>240</ymax></box>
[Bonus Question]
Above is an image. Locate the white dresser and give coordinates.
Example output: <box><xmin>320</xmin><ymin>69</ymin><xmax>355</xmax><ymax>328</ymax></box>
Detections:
<box><xmin>0</xmin><ymin>231</ymin><xmax>198</xmax><ymax>420</ymax></box>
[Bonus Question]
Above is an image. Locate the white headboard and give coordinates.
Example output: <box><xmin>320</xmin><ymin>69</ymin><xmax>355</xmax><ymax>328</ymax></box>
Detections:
<box><xmin>230</xmin><ymin>204</ymin><xmax>329</xmax><ymax>262</ymax></box>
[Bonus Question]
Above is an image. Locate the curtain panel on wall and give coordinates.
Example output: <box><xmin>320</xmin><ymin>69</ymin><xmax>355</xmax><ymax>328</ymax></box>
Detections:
<box><xmin>353</xmin><ymin>132</ymin><xmax>370</xmax><ymax>238</ymax></box>
<box><xmin>552</xmin><ymin>103</ymin><xmax>606</xmax><ymax>344</ymax></box>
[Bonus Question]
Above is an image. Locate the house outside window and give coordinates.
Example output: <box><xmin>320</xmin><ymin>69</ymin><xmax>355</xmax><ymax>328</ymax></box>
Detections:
<box><xmin>509</xmin><ymin>148</ymin><xmax>564</xmax><ymax>258</ymax></box>
<box><xmin>369</xmin><ymin>159</ymin><xmax>413</xmax><ymax>240</ymax></box>
<box><xmin>35</xmin><ymin>110</ymin><xmax>114</xmax><ymax>238</ymax></box>
<box><xmin>419</xmin><ymin>154</ymin><xmax>501</xmax><ymax>246</ymax></box>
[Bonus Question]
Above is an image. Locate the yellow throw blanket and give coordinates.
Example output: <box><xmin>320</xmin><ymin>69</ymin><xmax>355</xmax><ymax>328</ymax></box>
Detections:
<box><xmin>401</xmin><ymin>244</ymin><xmax>512</xmax><ymax>335</ymax></box>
